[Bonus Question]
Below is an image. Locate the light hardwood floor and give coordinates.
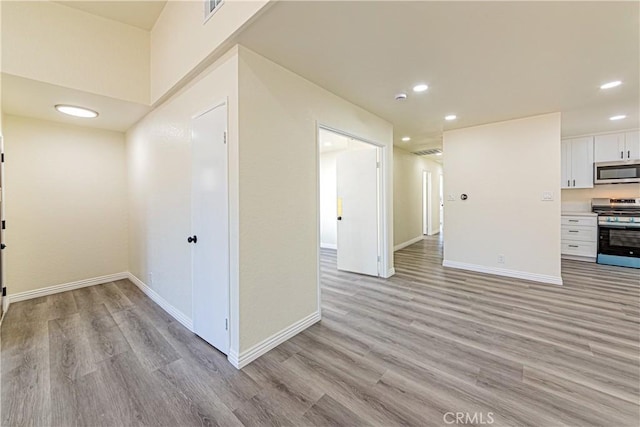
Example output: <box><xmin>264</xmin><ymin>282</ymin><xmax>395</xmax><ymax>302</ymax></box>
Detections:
<box><xmin>2</xmin><ymin>236</ymin><xmax>639</xmax><ymax>426</ymax></box>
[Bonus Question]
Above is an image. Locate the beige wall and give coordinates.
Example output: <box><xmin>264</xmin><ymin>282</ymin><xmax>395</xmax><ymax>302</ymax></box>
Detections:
<box><xmin>2</xmin><ymin>1</ymin><xmax>150</xmax><ymax>104</ymax></box>
<box><xmin>393</xmin><ymin>147</ymin><xmax>442</xmax><ymax>247</ymax></box>
<box><xmin>237</xmin><ymin>46</ymin><xmax>393</xmax><ymax>352</ymax></box>
<box><xmin>443</xmin><ymin>113</ymin><xmax>562</xmax><ymax>284</ymax></box>
<box><xmin>126</xmin><ymin>48</ymin><xmax>239</xmax><ymax>324</ymax></box>
<box><xmin>150</xmin><ymin>0</ymin><xmax>269</xmax><ymax>103</ymax></box>
<box><xmin>3</xmin><ymin>115</ymin><xmax>128</xmax><ymax>295</ymax></box>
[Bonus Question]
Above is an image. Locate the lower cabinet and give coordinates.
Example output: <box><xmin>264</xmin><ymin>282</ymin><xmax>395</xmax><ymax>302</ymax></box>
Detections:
<box><xmin>561</xmin><ymin>215</ymin><xmax>597</xmax><ymax>262</ymax></box>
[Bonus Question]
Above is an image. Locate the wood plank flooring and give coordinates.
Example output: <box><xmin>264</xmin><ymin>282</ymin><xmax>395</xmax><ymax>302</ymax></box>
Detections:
<box><xmin>2</xmin><ymin>235</ymin><xmax>639</xmax><ymax>426</ymax></box>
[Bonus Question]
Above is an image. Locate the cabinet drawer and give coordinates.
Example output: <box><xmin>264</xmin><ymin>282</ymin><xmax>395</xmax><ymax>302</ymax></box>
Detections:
<box><xmin>561</xmin><ymin>225</ymin><xmax>597</xmax><ymax>242</ymax></box>
<box><xmin>561</xmin><ymin>216</ymin><xmax>597</xmax><ymax>227</ymax></box>
<box><xmin>561</xmin><ymin>242</ymin><xmax>597</xmax><ymax>257</ymax></box>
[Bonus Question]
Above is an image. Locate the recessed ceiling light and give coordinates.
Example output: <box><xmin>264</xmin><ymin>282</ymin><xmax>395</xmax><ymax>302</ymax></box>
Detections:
<box><xmin>401</xmin><ymin>136</ymin><xmax>411</xmax><ymax>142</ymax></box>
<box><xmin>413</xmin><ymin>84</ymin><xmax>428</xmax><ymax>92</ymax></box>
<box><xmin>609</xmin><ymin>115</ymin><xmax>626</xmax><ymax>121</ymax></box>
<box><xmin>600</xmin><ymin>80</ymin><xmax>622</xmax><ymax>90</ymax></box>
<box><xmin>445</xmin><ymin>114</ymin><xmax>457</xmax><ymax>121</ymax></box>
<box><xmin>55</xmin><ymin>104</ymin><xmax>98</xmax><ymax>118</ymax></box>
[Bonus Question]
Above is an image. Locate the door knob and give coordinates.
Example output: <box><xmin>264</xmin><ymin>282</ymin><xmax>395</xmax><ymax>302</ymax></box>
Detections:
<box><xmin>0</xmin><ymin>243</ymin><xmax>5</xmax><ymax>250</ymax></box>
<box><xmin>187</xmin><ymin>235</ymin><xmax>197</xmax><ymax>244</ymax></box>
<box><xmin>337</xmin><ymin>216</ymin><xmax>342</xmax><ymax>221</ymax></box>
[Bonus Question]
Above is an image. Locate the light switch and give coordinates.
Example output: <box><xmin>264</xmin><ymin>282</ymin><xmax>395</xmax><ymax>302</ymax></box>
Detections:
<box><xmin>542</xmin><ymin>191</ymin><xmax>554</xmax><ymax>201</ymax></box>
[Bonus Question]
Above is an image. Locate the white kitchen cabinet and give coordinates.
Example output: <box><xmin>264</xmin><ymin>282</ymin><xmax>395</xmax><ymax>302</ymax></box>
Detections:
<box><xmin>561</xmin><ymin>214</ymin><xmax>597</xmax><ymax>262</ymax></box>
<box><xmin>594</xmin><ymin>131</ymin><xmax>640</xmax><ymax>162</ymax></box>
<box><xmin>561</xmin><ymin>137</ymin><xmax>594</xmax><ymax>189</ymax></box>
<box><xmin>625</xmin><ymin>130</ymin><xmax>640</xmax><ymax>160</ymax></box>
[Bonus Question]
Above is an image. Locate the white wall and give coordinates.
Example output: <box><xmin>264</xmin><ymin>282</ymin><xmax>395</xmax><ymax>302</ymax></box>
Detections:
<box><xmin>2</xmin><ymin>1</ymin><xmax>150</xmax><ymax>104</ymax></box>
<box><xmin>237</xmin><ymin>46</ymin><xmax>394</xmax><ymax>352</ymax></box>
<box><xmin>393</xmin><ymin>147</ymin><xmax>442</xmax><ymax>247</ymax></box>
<box><xmin>319</xmin><ymin>151</ymin><xmax>337</xmax><ymax>249</ymax></box>
<box><xmin>126</xmin><ymin>47</ymin><xmax>239</xmax><ymax>324</ymax></box>
<box><xmin>443</xmin><ymin>113</ymin><xmax>562</xmax><ymax>284</ymax></box>
<box><xmin>150</xmin><ymin>0</ymin><xmax>269</xmax><ymax>103</ymax></box>
<box><xmin>3</xmin><ymin>115</ymin><xmax>128</xmax><ymax>295</ymax></box>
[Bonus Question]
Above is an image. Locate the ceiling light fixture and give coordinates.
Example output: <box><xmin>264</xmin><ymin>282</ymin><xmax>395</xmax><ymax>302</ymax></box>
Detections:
<box><xmin>445</xmin><ymin>114</ymin><xmax>457</xmax><ymax>121</ymax></box>
<box><xmin>401</xmin><ymin>136</ymin><xmax>411</xmax><ymax>142</ymax></box>
<box><xmin>609</xmin><ymin>115</ymin><xmax>626</xmax><ymax>121</ymax></box>
<box><xmin>395</xmin><ymin>92</ymin><xmax>408</xmax><ymax>101</ymax></box>
<box><xmin>600</xmin><ymin>81</ymin><xmax>622</xmax><ymax>90</ymax></box>
<box><xmin>436</xmin><ymin>152</ymin><xmax>443</xmax><ymax>156</ymax></box>
<box><xmin>55</xmin><ymin>104</ymin><xmax>99</xmax><ymax>118</ymax></box>
<box><xmin>413</xmin><ymin>84</ymin><xmax>428</xmax><ymax>92</ymax></box>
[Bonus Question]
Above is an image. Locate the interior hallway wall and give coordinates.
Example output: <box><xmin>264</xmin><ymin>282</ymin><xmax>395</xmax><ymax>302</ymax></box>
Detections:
<box><xmin>319</xmin><ymin>151</ymin><xmax>338</xmax><ymax>249</ymax></box>
<box><xmin>393</xmin><ymin>147</ymin><xmax>442</xmax><ymax>248</ymax></box>
<box><xmin>237</xmin><ymin>46</ymin><xmax>393</xmax><ymax>354</ymax></box>
<box><xmin>3</xmin><ymin>115</ymin><xmax>128</xmax><ymax>295</ymax></box>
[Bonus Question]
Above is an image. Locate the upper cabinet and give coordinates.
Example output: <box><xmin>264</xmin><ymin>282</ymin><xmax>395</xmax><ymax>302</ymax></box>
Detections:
<box><xmin>594</xmin><ymin>131</ymin><xmax>640</xmax><ymax>162</ymax></box>
<box><xmin>561</xmin><ymin>137</ymin><xmax>594</xmax><ymax>189</ymax></box>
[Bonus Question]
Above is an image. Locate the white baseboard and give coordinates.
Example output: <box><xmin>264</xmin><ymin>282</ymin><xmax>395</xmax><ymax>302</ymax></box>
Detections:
<box><xmin>383</xmin><ymin>267</ymin><xmax>395</xmax><ymax>278</ymax></box>
<box><xmin>127</xmin><ymin>273</ymin><xmax>193</xmax><ymax>331</ymax></box>
<box><xmin>7</xmin><ymin>272</ymin><xmax>129</xmax><ymax>305</ymax></box>
<box><xmin>228</xmin><ymin>310</ymin><xmax>321</xmax><ymax>369</ymax></box>
<box><xmin>394</xmin><ymin>235</ymin><xmax>424</xmax><ymax>252</ymax></box>
<box><xmin>442</xmin><ymin>260</ymin><xmax>563</xmax><ymax>286</ymax></box>
<box><xmin>320</xmin><ymin>243</ymin><xmax>337</xmax><ymax>250</ymax></box>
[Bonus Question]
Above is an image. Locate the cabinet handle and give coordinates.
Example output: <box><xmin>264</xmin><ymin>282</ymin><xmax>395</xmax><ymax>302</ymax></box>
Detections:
<box><xmin>569</xmin><ymin>245</ymin><xmax>579</xmax><ymax>248</ymax></box>
<box><xmin>628</xmin><ymin>150</ymin><xmax>631</xmax><ymax>159</ymax></box>
<box><xmin>621</xmin><ymin>151</ymin><xmax>624</xmax><ymax>159</ymax></box>
<box><xmin>568</xmin><ymin>219</ymin><xmax>579</xmax><ymax>222</ymax></box>
<box><xmin>573</xmin><ymin>179</ymin><xmax>575</xmax><ymax>186</ymax></box>
<box><xmin>568</xmin><ymin>230</ymin><xmax>579</xmax><ymax>233</ymax></box>
<box><xmin>567</xmin><ymin>180</ymin><xmax>570</xmax><ymax>186</ymax></box>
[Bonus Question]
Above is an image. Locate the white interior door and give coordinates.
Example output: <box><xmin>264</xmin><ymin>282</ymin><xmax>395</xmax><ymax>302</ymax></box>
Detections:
<box><xmin>336</xmin><ymin>147</ymin><xmax>379</xmax><ymax>276</ymax></box>
<box><xmin>191</xmin><ymin>103</ymin><xmax>229</xmax><ymax>354</ymax></box>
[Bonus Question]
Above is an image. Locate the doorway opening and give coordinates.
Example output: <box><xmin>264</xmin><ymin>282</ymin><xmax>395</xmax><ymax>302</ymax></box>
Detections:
<box><xmin>318</xmin><ymin>127</ymin><xmax>382</xmax><ymax>277</ymax></box>
<box><xmin>422</xmin><ymin>170</ymin><xmax>432</xmax><ymax>236</ymax></box>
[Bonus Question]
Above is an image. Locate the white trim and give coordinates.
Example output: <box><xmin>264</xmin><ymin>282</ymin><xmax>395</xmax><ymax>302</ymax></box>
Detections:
<box><xmin>384</xmin><ymin>267</ymin><xmax>396</xmax><ymax>278</ymax></box>
<box><xmin>442</xmin><ymin>260</ymin><xmax>563</xmax><ymax>286</ymax></box>
<box><xmin>394</xmin><ymin>235</ymin><xmax>424</xmax><ymax>252</ymax></box>
<box><xmin>228</xmin><ymin>310</ymin><xmax>320</xmax><ymax>369</ymax></box>
<box><xmin>320</xmin><ymin>243</ymin><xmax>337</xmax><ymax>250</ymax></box>
<box><xmin>127</xmin><ymin>273</ymin><xmax>194</xmax><ymax>331</ymax></box>
<box><xmin>7</xmin><ymin>272</ymin><xmax>128</xmax><ymax>304</ymax></box>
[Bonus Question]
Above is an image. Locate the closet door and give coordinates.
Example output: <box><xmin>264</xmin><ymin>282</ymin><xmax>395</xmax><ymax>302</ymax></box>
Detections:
<box><xmin>191</xmin><ymin>103</ymin><xmax>229</xmax><ymax>354</ymax></box>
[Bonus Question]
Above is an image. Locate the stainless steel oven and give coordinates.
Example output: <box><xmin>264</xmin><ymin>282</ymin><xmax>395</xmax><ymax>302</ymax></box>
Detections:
<box><xmin>592</xmin><ymin>198</ymin><xmax>640</xmax><ymax>268</ymax></box>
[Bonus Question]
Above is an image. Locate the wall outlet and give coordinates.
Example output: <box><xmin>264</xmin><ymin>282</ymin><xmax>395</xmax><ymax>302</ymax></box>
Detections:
<box><xmin>148</xmin><ymin>272</ymin><xmax>153</xmax><ymax>285</ymax></box>
<box><xmin>498</xmin><ymin>254</ymin><xmax>505</xmax><ymax>264</ymax></box>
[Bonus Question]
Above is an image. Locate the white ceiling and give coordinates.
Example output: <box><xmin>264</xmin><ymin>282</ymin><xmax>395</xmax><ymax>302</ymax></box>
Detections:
<box><xmin>54</xmin><ymin>0</ymin><xmax>167</xmax><ymax>31</ymax></box>
<box><xmin>2</xmin><ymin>74</ymin><xmax>151</xmax><ymax>132</ymax></box>
<box><xmin>236</xmin><ymin>1</ymin><xmax>639</xmax><ymax>152</ymax></box>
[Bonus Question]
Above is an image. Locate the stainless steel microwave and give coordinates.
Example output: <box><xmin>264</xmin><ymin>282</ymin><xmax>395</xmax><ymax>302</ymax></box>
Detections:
<box><xmin>594</xmin><ymin>160</ymin><xmax>640</xmax><ymax>184</ymax></box>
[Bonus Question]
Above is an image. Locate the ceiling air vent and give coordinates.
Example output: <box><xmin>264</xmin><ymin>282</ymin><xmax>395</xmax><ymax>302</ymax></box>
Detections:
<box><xmin>412</xmin><ymin>148</ymin><xmax>442</xmax><ymax>156</ymax></box>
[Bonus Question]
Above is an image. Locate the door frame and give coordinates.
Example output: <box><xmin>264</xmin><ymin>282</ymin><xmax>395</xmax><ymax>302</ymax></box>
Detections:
<box><xmin>190</xmin><ymin>99</ymin><xmax>230</xmax><ymax>353</ymax></box>
<box><xmin>316</xmin><ymin>124</ymin><xmax>390</xmax><ymax>312</ymax></box>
